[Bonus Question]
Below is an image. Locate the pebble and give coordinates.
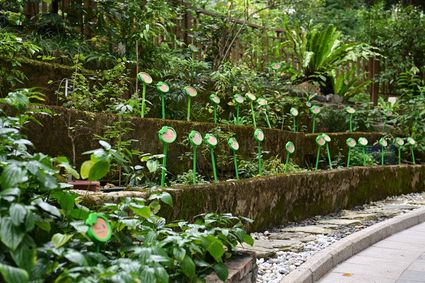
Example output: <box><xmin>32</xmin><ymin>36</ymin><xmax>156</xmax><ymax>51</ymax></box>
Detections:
<box><xmin>255</xmin><ymin>192</ymin><xmax>425</xmax><ymax>283</ymax></box>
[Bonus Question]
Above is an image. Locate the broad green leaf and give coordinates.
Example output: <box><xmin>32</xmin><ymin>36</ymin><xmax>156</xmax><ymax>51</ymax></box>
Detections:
<box><xmin>99</xmin><ymin>140</ymin><xmax>111</xmax><ymax>150</ymax></box>
<box><xmin>130</xmin><ymin>204</ymin><xmax>151</xmax><ymax>219</ymax></box>
<box><xmin>180</xmin><ymin>255</ymin><xmax>196</xmax><ymax>279</ymax></box>
<box><xmin>88</xmin><ymin>160</ymin><xmax>110</xmax><ymax>181</ymax></box>
<box><xmin>213</xmin><ymin>263</ymin><xmax>228</xmax><ymax>281</ymax></box>
<box><xmin>207</xmin><ymin>239</ymin><xmax>225</xmax><ymax>262</ymax></box>
<box><xmin>11</xmin><ymin>241</ymin><xmax>36</xmax><ymax>272</ymax></box>
<box><xmin>140</xmin><ymin>267</ymin><xmax>156</xmax><ymax>282</ymax></box>
<box><xmin>159</xmin><ymin>192</ymin><xmax>173</xmax><ymax>206</ymax></box>
<box><xmin>146</xmin><ymin>159</ymin><xmax>159</xmax><ymax>173</ymax></box>
<box><xmin>0</xmin><ymin>165</ymin><xmax>27</xmax><ymax>190</ymax></box>
<box><xmin>9</xmin><ymin>204</ymin><xmax>27</xmax><ymax>226</ymax></box>
<box><xmin>33</xmin><ymin>199</ymin><xmax>61</xmax><ymax>217</ymax></box>
<box><xmin>0</xmin><ymin>263</ymin><xmax>29</xmax><ymax>283</ymax></box>
<box><xmin>0</xmin><ymin>217</ymin><xmax>25</xmax><ymax>250</ymax></box>
<box><xmin>80</xmin><ymin>160</ymin><xmax>94</xmax><ymax>180</ymax></box>
<box><xmin>52</xmin><ymin>233</ymin><xmax>74</xmax><ymax>248</ymax></box>
<box><xmin>154</xmin><ymin>266</ymin><xmax>169</xmax><ymax>283</ymax></box>
<box><xmin>65</xmin><ymin>251</ymin><xmax>87</xmax><ymax>265</ymax></box>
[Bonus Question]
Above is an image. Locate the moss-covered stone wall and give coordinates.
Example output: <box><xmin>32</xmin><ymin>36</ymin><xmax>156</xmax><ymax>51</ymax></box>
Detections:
<box><xmin>25</xmin><ymin>106</ymin><xmax>383</xmax><ymax>178</ymax></box>
<box><xmin>161</xmin><ymin>165</ymin><xmax>425</xmax><ymax>231</ymax></box>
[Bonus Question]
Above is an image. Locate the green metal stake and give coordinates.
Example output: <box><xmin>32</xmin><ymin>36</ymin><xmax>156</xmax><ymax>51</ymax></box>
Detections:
<box><xmin>246</xmin><ymin>93</ymin><xmax>257</xmax><ymax>128</ymax></box>
<box><xmin>209</xmin><ymin>94</ymin><xmax>220</xmax><ymax>127</ymax></box>
<box><xmin>184</xmin><ymin>86</ymin><xmax>197</xmax><ymax>122</ymax></box>
<box><xmin>345</xmin><ymin>106</ymin><xmax>356</xmax><ymax>132</ymax></box>
<box><xmin>137</xmin><ymin>72</ymin><xmax>152</xmax><ymax>118</ymax></box>
<box><xmin>358</xmin><ymin>137</ymin><xmax>368</xmax><ymax>166</ymax></box>
<box><xmin>257</xmin><ymin>98</ymin><xmax>271</xmax><ymax>128</ymax></box>
<box><xmin>228</xmin><ymin>137</ymin><xmax>240</xmax><ymax>179</ymax></box>
<box><xmin>233</xmin><ymin>94</ymin><xmax>244</xmax><ymax>125</ymax></box>
<box><xmin>407</xmin><ymin>137</ymin><xmax>416</xmax><ymax>165</ymax></box>
<box><xmin>285</xmin><ymin>141</ymin><xmax>295</xmax><ymax>173</ymax></box>
<box><xmin>323</xmin><ymin>134</ymin><xmax>333</xmax><ymax>169</ymax></box>
<box><xmin>205</xmin><ymin>133</ymin><xmax>218</xmax><ymax>183</ymax></box>
<box><xmin>290</xmin><ymin>108</ymin><xmax>299</xmax><ymax>132</ymax></box>
<box><xmin>379</xmin><ymin>138</ymin><xmax>388</xmax><ymax>165</ymax></box>
<box><xmin>315</xmin><ymin>135</ymin><xmax>326</xmax><ymax>170</ymax></box>
<box><xmin>158</xmin><ymin>126</ymin><xmax>177</xmax><ymax>187</ymax></box>
<box><xmin>310</xmin><ymin>106</ymin><xmax>320</xmax><ymax>133</ymax></box>
<box><xmin>395</xmin><ymin>137</ymin><xmax>404</xmax><ymax>165</ymax></box>
<box><xmin>189</xmin><ymin>130</ymin><xmax>203</xmax><ymax>184</ymax></box>
<box><xmin>157</xmin><ymin>82</ymin><xmax>170</xmax><ymax>120</ymax></box>
<box><xmin>346</xmin><ymin>138</ymin><xmax>357</xmax><ymax>168</ymax></box>
<box><xmin>254</xmin><ymin>129</ymin><xmax>265</xmax><ymax>176</ymax></box>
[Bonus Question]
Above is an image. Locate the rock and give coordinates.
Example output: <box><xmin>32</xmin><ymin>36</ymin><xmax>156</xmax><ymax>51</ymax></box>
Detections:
<box><xmin>318</xmin><ymin>219</ymin><xmax>362</xmax><ymax>226</ymax></box>
<box><xmin>282</xmin><ymin>226</ymin><xmax>333</xmax><ymax>235</ymax></box>
<box><xmin>340</xmin><ymin>211</ymin><xmax>378</xmax><ymax>221</ymax></box>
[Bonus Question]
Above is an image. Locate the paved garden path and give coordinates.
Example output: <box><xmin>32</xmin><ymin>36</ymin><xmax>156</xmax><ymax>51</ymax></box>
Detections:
<box><xmin>318</xmin><ymin>221</ymin><xmax>425</xmax><ymax>283</ymax></box>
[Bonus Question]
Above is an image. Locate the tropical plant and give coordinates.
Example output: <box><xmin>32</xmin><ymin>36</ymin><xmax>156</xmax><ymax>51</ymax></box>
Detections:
<box><xmin>331</xmin><ymin>68</ymin><xmax>371</xmax><ymax>99</ymax></box>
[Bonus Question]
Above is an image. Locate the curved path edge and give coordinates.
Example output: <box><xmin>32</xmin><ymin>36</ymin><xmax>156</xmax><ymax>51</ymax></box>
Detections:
<box><xmin>279</xmin><ymin>206</ymin><xmax>425</xmax><ymax>283</ymax></box>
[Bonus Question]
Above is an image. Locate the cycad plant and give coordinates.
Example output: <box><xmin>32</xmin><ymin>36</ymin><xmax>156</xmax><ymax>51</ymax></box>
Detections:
<box><xmin>284</xmin><ymin>22</ymin><xmax>378</xmax><ymax>94</ymax></box>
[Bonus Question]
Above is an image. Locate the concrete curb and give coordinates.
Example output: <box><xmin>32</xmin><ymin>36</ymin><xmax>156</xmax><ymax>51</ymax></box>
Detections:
<box><xmin>280</xmin><ymin>206</ymin><xmax>425</xmax><ymax>283</ymax></box>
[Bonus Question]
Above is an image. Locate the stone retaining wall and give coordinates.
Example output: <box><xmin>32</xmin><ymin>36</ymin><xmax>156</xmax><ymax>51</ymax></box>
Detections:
<box><xmin>25</xmin><ymin>106</ymin><xmax>383</xmax><ymax>177</ymax></box>
<box><xmin>78</xmin><ymin>165</ymin><xmax>425</xmax><ymax>232</ymax></box>
<box><xmin>206</xmin><ymin>252</ymin><xmax>257</xmax><ymax>283</ymax></box>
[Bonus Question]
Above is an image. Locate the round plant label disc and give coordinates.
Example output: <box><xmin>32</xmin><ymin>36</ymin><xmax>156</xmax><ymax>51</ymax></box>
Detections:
<box><xmin>379</xmin><ymin>138</ymin><xmax>388</xmax><ymax>147</ymax></box>
<box><xmin>228</xmin><ymin>137</ymin><xmax>239</xmax><ymax>151</ymax></box>
<box><xmin>137</xmin><ymin>72</ymin><xmax>153</xmax><ymax>84</ymax></box>
<box><xmin>205</xmin><ymin>134</ymin><xmax>218</xmax><ymax>147</ymax></box>
<box><xmin>310</xmin><ymin>106</ymin><xmax>321</xmax><ymax>115</ymax></box>
<box><xmin>246</xmin><ymin>93</ymin><xmax>256</xmax><ymax>101</ymax></box>
<box><xmin>158</xmin><ymin>126</ymin><xmax>177</xmax><ymax>144</ymax></box>
<box><xmin>290</xmin><ymin>107</ymin><xmax>299</xmax><ymax>117</ymax></box>
<box><xmin>395</xmin><ymin>137</ymin><xmax>404</xmax><ymax>147</ymax></box>
<box><xmin>86</xmin><ymin>213</ymin><xmax>112</xmax><ymax>243</ymax></box>
<box><xmin>189</xmin><ymin>130</ymin><xmax>202</xmax><ymax>146</ymax></box>
<box><xmin>254</xmin><ymin>129</ymin><xmax>265</xmax><ymax>142</ymax></box>
<box><xmin>257</xmin><ymin>98</ymin><xmax>268</xmax><ymax>106</ymax></box>
<box><xmin>358</xmin><ymin>137</ymin><xmax>368</xmax><ymax>146</ymax></box>
<box><xmin>407</xmin><ymin>137</ymin><xmax>416</xmax><ymax>146</ymax></box>
<box><xmin>346</xmin><ymin>138</ymin><xmax>357</xmax><ymax>148</ymax></box>
<box><xmin>286</xmin><ymin>141</ymin><xmax>295</xmax><ymax>154</ymax></box>
<box><xmin>316</xmin><ymin>136</ymin><xmax>326</xmax><ymax>146</ymax></box>
<box><xmin>234</xmin><ymin>94</ymin><xmax>244</xmax><ymax>104</ymax></box>
<box><xmin>184</xmin><ymin>86</ymin><xmax>197</xmax><ymax>97</ymax></box>
<box><xmin>346</xmin><ymin>107</ymin><xmax>356</xmax><ymax>114</ymax></box>
<box><xmin>157</xmin><ymin>82</ymin><xmax>170</xmax><ymax>93</ymax></box>
<box><xmin>271</xmin><ymin>62</ymin><xmax>282</xmax><ymax>70</ymax></box>
<box><xmin>323</xmin><ymin>134</ymin><xmax>331</xmax><ymax>143</ymax></box>
<box><xmin>210</xmin><ymin>94</ymin><xmax>220</xmax><ymax>105</ymax></box>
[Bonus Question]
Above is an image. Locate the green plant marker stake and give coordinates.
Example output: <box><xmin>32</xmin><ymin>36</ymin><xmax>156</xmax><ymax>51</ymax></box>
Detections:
<box><xmin>189</xmin><ymin>130</ymin><xmax>203</xmax><ymax>184</ymax></box>
<box><xmin>395</xmin><ymin>137</ymin><xmax>404</xmax><ymax>165</ymax></box>
<box><xmin>209</xmin><ymin>94</ymin><xmax>220</xmax><ymax>127</ymax></box>
<box><xmin>86</xmin><ymin>213</ymin><xmax>112</xmax><ymax>252</ymax></box>
<box><xmin>158</xmin><ymin>126</ymin><xmax>177</xmax><ymax>187</ymax></box>
<box><xmin>271</xmin><ymin>62</ymin><xmax>282</xmax><ymax>78</ymax></box>
<box><xmin>184</xmin><ymin>86</ymin><xmax>197</xmax><ymax>122</ymax></box>
<box><xmin>285</xmin><ymin>141</ymin><xmax>295</xmax><ymax>173</ymax></box>
<box><xmin>246</xmin><ymin>93</ymin><xmax>257</xmax><ymax>128</ymax></box>
<box><xmin>257</xmin><ymin>98</ymin><xmax>271</xmax><ymax>128</ymax></box>
<box><xmin>157</xmin><ymin>82</ymin><xmax>170</xmax><ymax>120</ymax></box>
<box><xmin>228</xmin><ymin>137</ymin><xmax>240</xmax><ymax>179</ymax></box>
<box><xmin>254</xmin><ymin>129</ymin><xmax>265</xmax><ymax>176</ymax></box>
<box><xmin>379</xmin><ymin>138</ymin><xmax>388</xmax><ymax>165</ymax></box>
<box><xmin>323</xmin><ymin>134</ymin><xmax>333</xmax><ymax>169</ymax></box>
<box><xmin>315</xmin><ymin>135</ymin><xmax>326</xmax><ymax>170</ymax></box>
<box><xmin>345</xmin><ymin>106</ymin><xmax>356</xmax><ymax>132</ymax></box>
<box><xmin>310</xmin><ymin>106</ymin><xmax>321</xmax><ymax>133</ymax></box>
<box><xmin>358</xmin><ymin>137</ymin><xmax>368</xmax><ymax>166</ymax></box>
<box><xmin>407</xmin><ymin>137</ymin><xmax>416</xmax><ymax>165</ymax></box>
<box><xmin>290</xmin><ymin>107</ymin><xmax>299</xmax><ymax>132</ymax></box>
<box><xmin>205</xmin><ymin>133</ymin><xmax>218</xmax><ymax>183</ymax></box>
<box><xmin>346</xmin><ymin>138</ymin><xmax>357</xmax><ymax>168</ymax></box>
<box><xmin>136</xmin><ymin>72</ymin><xmax>153</xmax><ymax>118</ymax></box>
<box><xmin>233</xmin><ymin>94</ymin><xmax>245</xmax><ymax>125</ymax></box>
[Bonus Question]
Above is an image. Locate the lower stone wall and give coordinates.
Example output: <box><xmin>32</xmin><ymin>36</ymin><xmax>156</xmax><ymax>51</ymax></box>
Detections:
<box><xmin>206</xmin><ymin>252</ymin><xmax>257</xmax><ymax>283</ymax></box>
<box><xmin>78</xmin><ymin>165</ymin><xmax>425</xmax><ymax>232</ymax></box>
<box><xmin>161</xmin><ymin>165</ymin><xmax>425</xmax><ymax>231</ymax></box>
